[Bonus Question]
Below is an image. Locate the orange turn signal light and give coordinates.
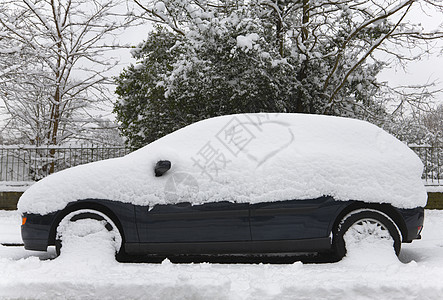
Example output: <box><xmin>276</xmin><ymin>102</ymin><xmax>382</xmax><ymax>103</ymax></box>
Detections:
<box><xmin>22</xmin><ymin>217</ymin><xmax>27</xmax><ymax>226</ymax></box>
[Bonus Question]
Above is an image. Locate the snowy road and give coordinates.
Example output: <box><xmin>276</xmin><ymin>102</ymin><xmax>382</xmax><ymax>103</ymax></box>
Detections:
<box><xmin>1</xmin><ymin>210</ymin><xmax>443</xmax><ymax>299</ymax></box>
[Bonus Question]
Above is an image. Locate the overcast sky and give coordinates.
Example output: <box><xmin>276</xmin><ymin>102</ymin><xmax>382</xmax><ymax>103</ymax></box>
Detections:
<box><xmin>378</xmin><ymin>3</ymin><xmax>443</xmax><ymax>106</ymax></box>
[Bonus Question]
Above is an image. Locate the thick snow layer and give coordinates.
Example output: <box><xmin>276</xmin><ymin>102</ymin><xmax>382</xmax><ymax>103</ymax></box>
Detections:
<box><xmin>18</xmin><ymin>113</ymin><xmax>427</xmax><ymax>215</ymax></box>
<box><xmin>56</xmin><ymin>218</ymin><xmax>121</xmax><ymax>260</ymax></box>
<box><xmin>237</xmin><ymin>33</ymin><xmax>260</xmax><ymax>51</ymax></box>
<box><xmin>0</xmin><ymin>182</ymin><xmax>33</xmax><ymax>193</ymax></box>
<box><xmin>427</xmin><ymin>185</ymin><xmax>443</xmax><ymax>193</ymax></box>
<box><xmin>1</xmin><ymin>209</ymin><xmax>443</xmax><ymax>299</ymax></box>
<box><xmin>0</xmin><ymin>211</ymin><xmax>21</xmax><ymax>244</ymax></box>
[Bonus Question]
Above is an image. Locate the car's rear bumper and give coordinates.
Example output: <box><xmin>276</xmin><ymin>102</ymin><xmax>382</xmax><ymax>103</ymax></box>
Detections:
<box><xmin>21</xmin><ymin>212</ymin><xmax>56</xmax><ymax>251</ymax></box>
<box><xmin>395</xmin><ymin>206</ymin><xmax>424</xmax><ymax>242</ymax></box>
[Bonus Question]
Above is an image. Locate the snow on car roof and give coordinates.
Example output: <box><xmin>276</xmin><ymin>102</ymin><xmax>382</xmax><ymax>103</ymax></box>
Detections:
<box><xmin>18</xmin><ymin>113</ymin><xmax>427</xmax><ymax>214</ymax></box>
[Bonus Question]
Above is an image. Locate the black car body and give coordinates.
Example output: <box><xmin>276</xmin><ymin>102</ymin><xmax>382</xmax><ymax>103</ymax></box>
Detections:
<box><xmin>22</xmin><ymin>197</ymin><xmax>424</xmax><ymax>256</ymax></box>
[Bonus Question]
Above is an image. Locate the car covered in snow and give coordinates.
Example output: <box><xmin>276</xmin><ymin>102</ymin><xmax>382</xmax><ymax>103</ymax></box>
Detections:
<box><xmin>19</xmin><ymin>113</ymin><xmax>426</xmax><ymax>261</ymax></box>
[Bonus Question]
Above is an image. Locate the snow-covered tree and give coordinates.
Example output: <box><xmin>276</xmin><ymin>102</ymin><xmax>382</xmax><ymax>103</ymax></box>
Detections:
<box><xmin>114</xmin><ymin>0</ymin><xmax>443</xmax><ymax>147</ymax></box>
<box><xmin>114</xmin><ymin>28</ymin><xmax>181</xmax><ymax>149</ymax></box>
<box><xmin>423</xmin><ymin>104</ymin><xmax>443</xmax><ymax>140</ymax></box>
<box><xmin>390</xmin><ymin>104</ymin><xmax>443</xmax><ymax>146</ymax></box>
<box><xmin>0</xmin><ymin>34</ymin><xmax>21</xmax><ymax>85</ymax></box>
<box><xmin>114</xmin><ymin>25</ymin><xmax>297</xmax><ymax>147</ymax></box>
<box><xmin>0</xmin><ymin>0</ymin><xmax>134</xmax><ymax>148</ymax></box>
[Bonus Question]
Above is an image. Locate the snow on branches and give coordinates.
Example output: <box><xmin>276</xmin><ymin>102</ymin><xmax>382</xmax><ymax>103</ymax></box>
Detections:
<box><xmin>114</xmin><ymin>1</ymin><xmax>443</xmax><ymax>147</ymax></box>
<box><xmin>0</xmin><ymin>0</ymin><xmax>135</xmax><ymax>148</ymax></box>
<box><xmin>130</xmin><ymin>1</ymin><xmax>443</xmax><ymax>111</ymax></box>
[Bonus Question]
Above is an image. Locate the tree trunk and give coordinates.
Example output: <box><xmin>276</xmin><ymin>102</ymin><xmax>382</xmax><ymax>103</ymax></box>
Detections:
<box><xmin>47</xmin><ymin>39</ymin><xmax>63</xmax><ymax>174</ymax></box>
<box><xmin>294</xmin><ymin>0</ymin><xmax>309</xmax><ymax>113</ymax></box>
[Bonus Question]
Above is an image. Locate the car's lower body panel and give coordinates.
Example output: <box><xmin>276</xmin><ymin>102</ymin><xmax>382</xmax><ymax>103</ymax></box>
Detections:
<box><xmin>125</xmin><ymin>237</ymin><xmax>332</xmax><ymax>255</ymax></box>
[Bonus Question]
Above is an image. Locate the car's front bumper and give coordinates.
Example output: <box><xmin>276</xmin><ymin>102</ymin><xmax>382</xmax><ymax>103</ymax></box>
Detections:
<box><xmin>21</xmin><ymin>212</ymin><xmax>57</xmax><ymax>251</ymax></box>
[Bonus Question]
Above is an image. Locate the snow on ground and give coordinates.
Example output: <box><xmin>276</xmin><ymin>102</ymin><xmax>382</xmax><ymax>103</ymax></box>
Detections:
<box><xmin>0</xmin><ymin>182</ymin><xmax>33</xmax><ymax>193</ymax></box>
<box><xmin>0</xmin><ymin>211</ymin><xmax>21</xmax><ymax>244</ymax></box>
<box><xmin>427</xmin><ymin>185</ymin><xmax>443</xmax><ymax>193</ymax></box>
<box><xmin>0</xmin><ymin>209</ymin><xmax>443</xmax><ymax>299</ymax></box>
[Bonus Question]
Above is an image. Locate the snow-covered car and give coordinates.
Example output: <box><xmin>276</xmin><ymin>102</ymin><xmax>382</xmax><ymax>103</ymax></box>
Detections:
<box><xmin>19</xmin><ymin>113</ymin><xmax>426</xmax><ymax>261</ymax></box>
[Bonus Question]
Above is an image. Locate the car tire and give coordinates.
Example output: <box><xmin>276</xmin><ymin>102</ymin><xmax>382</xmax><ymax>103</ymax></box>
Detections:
<box><xmin>332</xmin><ymin>209</ymin><xmax>401</xmax><ymax>261</ymax></box>
<box><xmin>55</xmin><ymin>209</ymin><xmax>122</xmax><ymax>257</ymax></box>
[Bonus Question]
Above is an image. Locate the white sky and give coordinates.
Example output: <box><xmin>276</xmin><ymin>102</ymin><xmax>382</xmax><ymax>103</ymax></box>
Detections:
<box><xmin>109</xmin><ymin>24</ymin><xmax>153</xmax><ymax>76</ymax></box>
<box><xmin>378</xmin><ymin>3</ymin><xmax>443</xmax><ymax>106</ymax></box>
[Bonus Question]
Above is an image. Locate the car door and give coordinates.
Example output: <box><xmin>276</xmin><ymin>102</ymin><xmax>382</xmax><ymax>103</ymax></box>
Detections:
<box><xmin>135</xmin><ymin>201</ymin><xmax>251</xmax><ymax>254</ymax></box>
<box><xmin>249</xmin><ymin>196</ymin><xmax>343</xmax><ymax>252</ymax></box>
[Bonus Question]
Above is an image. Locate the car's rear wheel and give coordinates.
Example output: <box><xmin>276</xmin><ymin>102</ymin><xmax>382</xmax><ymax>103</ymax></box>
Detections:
<box><xmin>55</xmin><ymin>209</ymin><xmax>122</xmax><ymax>257</ymax></box>
<box><xmin>332</xmin><ymin>209</ymin><xmax>401</xmax><ymax>261</ymax></box>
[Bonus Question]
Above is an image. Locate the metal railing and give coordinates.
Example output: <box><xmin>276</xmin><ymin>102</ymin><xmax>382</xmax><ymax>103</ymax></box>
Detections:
<box><xmin>0</xmin><ymin>145</ymin><xmax>130</xmax><ymax>182</ymax></box>
<box><xmin>409</xmin><ymin>145</ymin><xmax>442</xmax><ymax>185</ymax></box>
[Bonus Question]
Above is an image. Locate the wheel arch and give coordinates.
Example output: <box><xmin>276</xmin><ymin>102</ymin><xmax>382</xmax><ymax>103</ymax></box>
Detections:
<box><xmin>48</xmin><ymin>200</ymin><xmax>126</xmax><ymax>247</ymax></box>
<box><xmin>330</xmin><ymin>201</ymin><xmax>408</xmax><ymax>242</ymax></box>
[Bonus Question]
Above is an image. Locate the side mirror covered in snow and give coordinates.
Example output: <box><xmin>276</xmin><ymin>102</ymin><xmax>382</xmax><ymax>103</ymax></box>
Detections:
<box><xmin>155</xmin><ymin>160</ymin><xmax>171</xmax><ymax>177</ymax></box>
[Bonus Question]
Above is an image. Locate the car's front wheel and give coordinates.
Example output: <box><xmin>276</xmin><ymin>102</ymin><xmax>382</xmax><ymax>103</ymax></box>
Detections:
<box><xmin>332</xmin><ymin>209</ymin><xmax>401</xmax><ymax>261</ymax></box>
<box><xmin>55</xmin><ymin>209</ymin><xmax>122</xmax><ymax>258</ymax></box>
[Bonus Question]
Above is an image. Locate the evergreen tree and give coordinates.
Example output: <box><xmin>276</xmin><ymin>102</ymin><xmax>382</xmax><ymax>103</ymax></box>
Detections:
<box><xmin>115</xmin><ymin>0</ymin><xmax>443</xmax><ymax>147</ymax></box>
